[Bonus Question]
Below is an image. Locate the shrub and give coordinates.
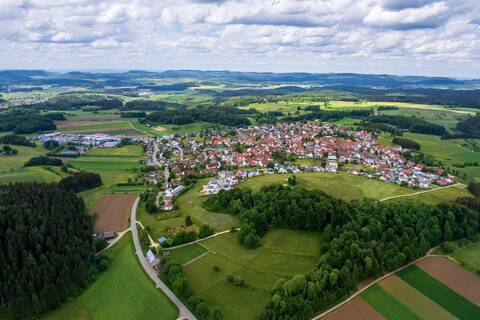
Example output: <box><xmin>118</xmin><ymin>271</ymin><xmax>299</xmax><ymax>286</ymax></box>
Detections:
<box><xmin>185</xmin><ymin>215</ymin><xmax>193</xmax><ymax>226</ymax></box>
<box><xmin>198</xmin><ymin>224</ymin><xmax>215</xmax><ymax>238</ymax></box>
<box><xmin>95</xmin><ymin>238</ymin><xmax>108</xmax><ymax>252</ymax></box>
<box><xmin>213</xmin><ymin>265</ymin><xmax>220</xmax><ymax>273</ymax></box>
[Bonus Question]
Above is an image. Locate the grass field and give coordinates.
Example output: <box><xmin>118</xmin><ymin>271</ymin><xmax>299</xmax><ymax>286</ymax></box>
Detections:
<box><xmin>178</xmin><ymin>229</ymin><xmax>322</xmax><ymax>320</ymax></box>
<box><xmin>397</xmin><ymin>265</ymin><xmax>480</xmax><ymax>320</ymax></box>
<box><xmin>69</xmin><ymin>145</ymin><xmax>144</xmax><ymax>208</ymax></box>
<box><xmin>43</xmin><ymin>233</ymin><xmax>178</xmax><ymax>320</ymax></box>
<box><xmin>166</xmin><ymin>243</ymin><xmax>208</xmax><ymax>266</ymax></box>
<box><xmin>361</xmin><ymin>284</ymin><xmax>422</xmax><ymax>320</ymax></box>
<box><xmin>0</xmin><ymin>144</ymin><xmax>69</xmax><ymax>183</ymax></box>
<box><xmin>404</xmin><ymin>133</ymin><xmax>480</xmax><ymax>182</ymax></box>
<box><xmin>452</xmin><ymin>243</ymin><xmax>480</xmax><ymax>274</ymax></box>
<box><xmin>240</xmin><ymin>172</ymin><xmax>414</xmax><ymax>201</ymax></box>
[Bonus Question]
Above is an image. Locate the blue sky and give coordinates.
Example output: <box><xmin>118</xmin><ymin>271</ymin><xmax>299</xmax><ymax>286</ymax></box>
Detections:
<box><xmin>0</xmin><ymin>0</ymin><xmax>479</xmax><ymax>77</ymax></box>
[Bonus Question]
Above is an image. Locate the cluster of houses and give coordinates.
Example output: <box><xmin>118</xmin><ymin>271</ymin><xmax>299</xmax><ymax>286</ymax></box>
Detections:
<box><xmin>144</xmin><ymin>123</ymin><xmax>454</xmax><ymax>197</ymax></box>
<box><xmin>0</xmin><ymin>95</ymin><xmax>48</xmax><ymax>109</ymax></box>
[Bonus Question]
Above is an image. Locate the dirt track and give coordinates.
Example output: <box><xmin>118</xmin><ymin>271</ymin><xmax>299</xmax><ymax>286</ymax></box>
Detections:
<box><xmin>92</xmin><ymin>194</ymin><xmax>138</xmax><ymax>233</ymax></box>
<box><xmin>417</xmin><ymin>256</ymin><xmax>480</xmax><ymax>306</ymax></box>
<box><xmin>320</xmin><ymin>297</ymin><xmax>385</xmax><ymax>320</ymax></box>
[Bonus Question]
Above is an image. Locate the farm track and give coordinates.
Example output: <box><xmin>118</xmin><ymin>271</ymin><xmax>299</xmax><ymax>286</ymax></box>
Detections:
<box><xmin>379</xmin><ymin>183</ymin><xmax>464</xmax><ymax>202</ymax></box>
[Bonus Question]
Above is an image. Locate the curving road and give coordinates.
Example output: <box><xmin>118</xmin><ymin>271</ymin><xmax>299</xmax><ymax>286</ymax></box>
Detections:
<box><xmin>130</xmin><ymin>197</ymin><xmax>197</xmax><ymax>320</ymax></box>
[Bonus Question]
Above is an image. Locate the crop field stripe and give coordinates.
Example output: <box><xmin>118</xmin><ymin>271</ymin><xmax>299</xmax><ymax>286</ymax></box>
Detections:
<box><xmin>397</xmin><ymin>265</ymin><xmax>480</xmax><ymax>320</ymax></box>
<box><xmin>362</xmin><ymin>284</ymin><xmax>422</xmax><ymax>320</ymax></box>
<box><xmin>379</xmin><ymin>275</ymin><xmax>457</xmax><ymax>320</ymax></box>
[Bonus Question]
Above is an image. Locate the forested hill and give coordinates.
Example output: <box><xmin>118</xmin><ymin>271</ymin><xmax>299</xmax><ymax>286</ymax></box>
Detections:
<box><xmin>204</xmin><ymin>185</ymin><xmax>480</xmax><ymax>320</ymax></box>
<box><xmin>0</xmin><ymin>183</ymin><xmax>95</xmax><ymax>317</ymax></box>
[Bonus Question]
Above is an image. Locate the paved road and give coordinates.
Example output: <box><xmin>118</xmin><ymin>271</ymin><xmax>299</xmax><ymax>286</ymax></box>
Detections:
<box><xmin>130</xmin><ymin>197</ymin><xmax>197</xmax><ymax>320</ymax></box>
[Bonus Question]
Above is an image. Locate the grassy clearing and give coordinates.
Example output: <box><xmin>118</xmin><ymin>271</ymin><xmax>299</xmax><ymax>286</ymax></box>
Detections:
<box><xmin>167</xmin><ymin>243</ymin><xmax>208</xmax><ymax>266</ymax></box>
<box><xmin>43</xmin><ymin>233</ymin><xmax>178</xmax><ymax>320</ymax></box>
<box><xmin>361</xmin><ymin>284</ymin><xmax>422</xmax><ymax>320</ymax></box>
<box><xmin>452</xmin><ymin>243</ymin><xmax>480</xmax><ymax>274</ymax></box>
<box><xmin>181</xmin><ymin>229</ymin><xmax>322</xmax><ymax>320</ymax></box>
<box><xmin>241</xmin><ymin>172</ymin><xmax>414</xmax><ymax>201</ymax></box>
<box><xmin>397</xmin><ymin>265</ymin><xmax>480</xmax><ymax>320</ymax></box>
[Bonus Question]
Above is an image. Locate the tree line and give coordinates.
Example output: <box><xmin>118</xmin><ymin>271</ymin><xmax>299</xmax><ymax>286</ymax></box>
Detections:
<box><xmin>368</xmin><ymin>115</ymin><xmax>446</xmax><ymax>136</ymax></box>
<box><xmin>0</xmin><ymin>134</ymin><xmax>36</xmax><ymax>147</ymax></box>
<box><xmin>204</xmin><ymin>185</ymin><xmax>479</xmax><ymax>320</ymax></box>
<box><xmin>0</xmin><ymin>111</ymin><xmax>56</xmax><ymax>134</ymax></box>
<box><xmin>58</xmin><ymin>172</ymin><xmax>102</xmax><ymax>193</ymax></box>
<box><xmin>143</xmin><ymin>106</ymin><xmax>252</xmax><ymax>127</ymax></box>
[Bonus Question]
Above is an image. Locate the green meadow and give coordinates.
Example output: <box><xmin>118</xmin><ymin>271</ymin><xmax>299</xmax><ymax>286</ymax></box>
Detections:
<box><xmin>240</xmin><ymin>172</ymin><xmax>414</xmax><ymax>201</ymax></box>
<box><xmin>452</xmin><ymin>243</ymin><xmax>480</xmax><ymax>274</ymax></box>
<box><xmin>43</xmin><ymin>233</ymin><xmax>178</xmax><ymax>320</ymax></box>
<box><xmin>176</xmin><ymin>229</ymin><xmax>322</xmax><ymax>320</ymax></box>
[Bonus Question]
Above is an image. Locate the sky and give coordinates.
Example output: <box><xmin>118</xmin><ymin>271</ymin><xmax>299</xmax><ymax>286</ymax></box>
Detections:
<box><xmin>0</xmin><ymin>0</ymin><xmax>479</xmax><ymax>78</ymax></box>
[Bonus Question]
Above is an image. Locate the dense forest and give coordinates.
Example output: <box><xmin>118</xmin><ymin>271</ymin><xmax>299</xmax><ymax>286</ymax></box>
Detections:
<box><xmin>368</xmin><ymin>115</ymin><xmax>446</xmax><ymax>136</ymax></box>
<box><xmin>392</xmin><ymin>137</ymin><xmax>420</xmax><ymax>150</ymax></box>
<box><xmin>284</xmin><ymin>109</ymin><xmax>373</xmax><ymax>123</ymax></box>
<box><xmin>144</xmin><ymin>106</ymin><xmax>252</xmax><ymax>127</ymax></box>
<box><xmin>204</xmin><ymin>185</ymin><xmax>479</xmax><ymax>320</ymax></box>
<box><xmin>0</xmin><ymin>135</ymin><xmax>35</xmax><ymax>147</ymax></box>
<box><xmin>29</xmin><ymin>94</ymin><xmax>122</xmax><ymax>110</ymax></box>
<box><xmin>0</xmin><ymin>111</ymin><xmax>56</xmax><ymax>134</ymax></box>
<box><xmin>123</xmin><ymin>100</ymin><xmax>184</xmax><ymax>111</ymax></box>
<box><xmin>456</xmin><ymin>114</ymin><xmax>480</xmax><ymax>138</ymax></box>
<box><xmin>58</xmin><ymin>172</ymin><xmax>102</xmax><ymax>193</ymax></box>
<box><xmin>24</xmin><ymin>155</ymin><xmax>63</xmax><ymax>167</ymax></box>
<box><xmin>0</xmin><ymin>183</ymin><xmax>96</xmax><ymax>317</ymax></box>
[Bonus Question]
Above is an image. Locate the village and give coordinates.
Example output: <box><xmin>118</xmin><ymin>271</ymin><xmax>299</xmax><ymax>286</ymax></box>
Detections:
<box><xmin>143</xmin><ymin>122</ymin><xmax>455</xmax><ymax>209</ymax></box>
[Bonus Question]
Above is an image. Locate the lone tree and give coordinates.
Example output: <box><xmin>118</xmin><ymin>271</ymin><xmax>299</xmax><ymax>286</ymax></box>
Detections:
<box><xmin>0</xmin><ymin>183</ymin><xmax>95</xmax><ymax>317</ymax></box>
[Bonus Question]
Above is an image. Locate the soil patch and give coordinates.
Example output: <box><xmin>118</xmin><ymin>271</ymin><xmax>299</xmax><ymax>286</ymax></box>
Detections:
<box><xmin>154</xmin><ymin>126</ymin><xmax>167</xmax><ymax>132</ymax></box>
<box><xmin>321</xmin><ymin>297</ymin><xmax>385</xmax><ymax>320</ymax></box>
<box><xmin>92</xmin><ymin>194</ymin><xmax>138</xmax><ymax>233</ymax></box>
<box><xmin>417</xmin><ymin>256</ymin><xmax>480</xmax><ymax>306</ymax></box>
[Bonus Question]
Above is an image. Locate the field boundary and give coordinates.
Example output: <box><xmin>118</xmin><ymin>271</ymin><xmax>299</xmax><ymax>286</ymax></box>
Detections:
<box><xmin>379</xmin><ymin>183</ymin><xmax>464</xmax><ymax>202</ymax></box>
<box><xmin>312</xmin><ymin>246</ymin><xmax>438</xmax><ymax>320</ymax></box>
<box><xmin>166</xmin><ymin>229</ymin><xmax>237</xmax><ymax>250</ymax></box>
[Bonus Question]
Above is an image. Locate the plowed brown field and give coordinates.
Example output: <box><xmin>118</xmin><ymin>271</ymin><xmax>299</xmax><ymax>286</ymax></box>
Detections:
<box><xmin>92</xmin><ymin>194</ymin><xmax>138</xmax><ymax>233</ymax></box>
<box><xmin>417</xmin><ymin>256</ymin><xmax>480</xmax><ymax>306</ymax></box>
<box><xmin>321</xmin><ymin>297</ymin><xmax>385</xmax><ymax>320</ymax></box>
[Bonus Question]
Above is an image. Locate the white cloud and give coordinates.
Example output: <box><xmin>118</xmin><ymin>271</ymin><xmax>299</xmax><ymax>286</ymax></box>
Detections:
<box><xmin>0</xmin><ymin>0</ymin><xmax>478</xmax><ymax>76</ymax></box>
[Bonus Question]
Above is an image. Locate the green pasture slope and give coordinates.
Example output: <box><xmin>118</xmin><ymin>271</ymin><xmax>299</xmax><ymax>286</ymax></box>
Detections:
<box><xmin>0</xmin><ymin>144</ymin><xmax>67</xmax><ymax>184</ymax></box>
<box><xmin>240</xmin><ymin>172</ymin><xmax>414</xmax><ymax>201</ymax></box>
<box><xmin>404</xmin><ymin>133</ymin><xmax>480</xmax><ymax>182</ymax></box>
<box><xmin>174</xmin><ymin>229</ymin><xmax>321</xmax><ymax>320</ymax></box>
<box><xmin>397</xmin><ymin>265</ymin><xmax>480</xmax><ymax>320</ymax></box>
<box><xmin>43</xmin><ymin>233</ymin><xmax>178</xmax><ymax>320</ymax></box>
<box><xmin>362</xmin><ymin>284</ymin><xmax>421</xmax><ymax>320</ymax></box>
